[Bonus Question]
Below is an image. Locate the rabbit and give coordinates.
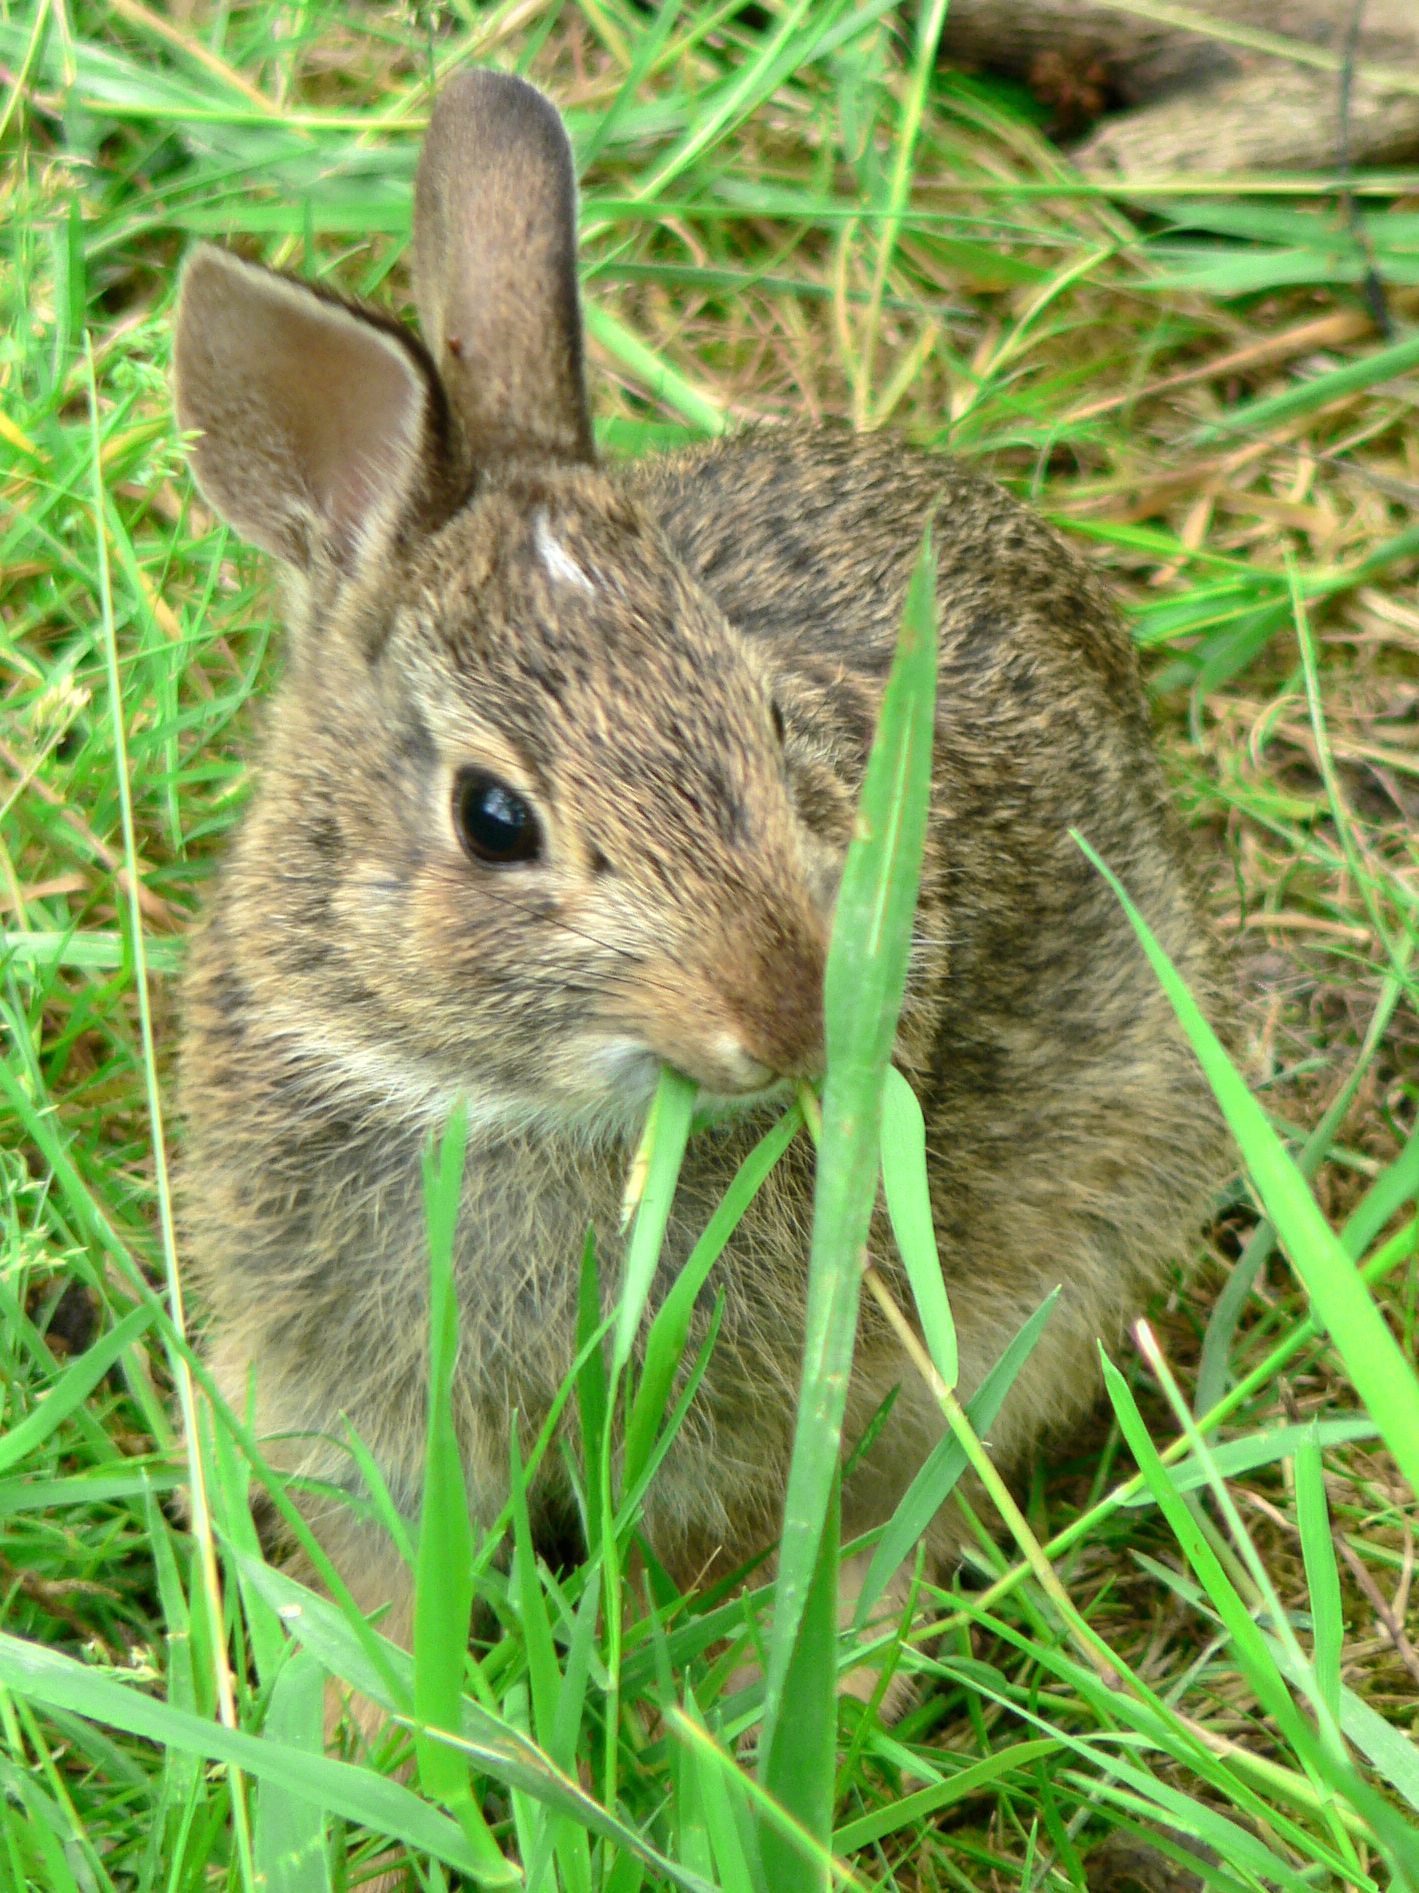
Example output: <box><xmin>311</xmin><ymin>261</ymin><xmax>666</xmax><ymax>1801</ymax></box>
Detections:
<box><xmin>172</xmin><ymin>66</ymin><xmax>1229</xmax><ymax>1734</ymax></box>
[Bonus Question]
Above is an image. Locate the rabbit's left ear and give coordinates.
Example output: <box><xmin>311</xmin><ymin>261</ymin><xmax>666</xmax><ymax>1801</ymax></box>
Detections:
<box><xmin>413</xmin><ymin>68</ymin><xmax>594</xmax><ymax>468</ymax></box>
<box><xmin>173</xmin><ymin>245</ymin><xmax>447</xmax><ymax>574</ymax></box>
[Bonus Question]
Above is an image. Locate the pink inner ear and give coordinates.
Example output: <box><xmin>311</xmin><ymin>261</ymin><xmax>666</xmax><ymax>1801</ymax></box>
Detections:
<box><xmin>266</xmin><ymin>298</ymin><xmax>423</xmax><ymax>556</ymax></box>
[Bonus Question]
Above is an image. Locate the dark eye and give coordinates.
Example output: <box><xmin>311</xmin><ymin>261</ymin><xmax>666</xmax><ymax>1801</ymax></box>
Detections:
<box><xmin>453</xmin><ymin>768</ymin><xmax>542</xmax><ymax>865</ymax></box>
<box><xmin>769</xmin><ymin>697</ymin><xmax>786</xmax><ymax>744</ymax></box>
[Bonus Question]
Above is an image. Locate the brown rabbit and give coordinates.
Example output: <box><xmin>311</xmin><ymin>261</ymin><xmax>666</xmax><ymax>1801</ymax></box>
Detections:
<box><xmin>173</xmin><ymin>69</ymin><xmax>1228</xmax><ymax>1728</ymax></box>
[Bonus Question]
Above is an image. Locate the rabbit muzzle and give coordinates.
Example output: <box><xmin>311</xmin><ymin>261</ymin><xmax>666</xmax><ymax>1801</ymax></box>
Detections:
<box><xmin>635</xmin><ymin>920</ymin><xmax>828</xmax><ymax>1098</ymax></box>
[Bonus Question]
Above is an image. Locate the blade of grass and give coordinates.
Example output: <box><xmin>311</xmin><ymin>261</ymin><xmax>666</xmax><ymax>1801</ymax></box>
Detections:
<box><xmin>759</xmin><ymin>1483</ymin><xmax>840</xmax><ymax>1893</ymax></box>
<box><xmin>855</xmin><ymin>0</ymin><xmax>952</xmax><ymax>428</ymax></box>
<box><xmin>854</xmin><ymin>1289</ymin><xmax>1059</xmax><ymax>1625</ymax></box>
<box><xmin>1131</xmin><ymin>1326</ymin><xmax>1359</xmax><ymax>1866</ymax></box>
<box><xmin>612</xmin><ymin>1067</ymin><xmax>698</xmax><ymax>1379</ymax></box>
<box><xmin>1112</xmin><ymin>1342</ymin><xmax>1419</xmax><ymax>1886</ymax></box>
<box><xmin>1197</xmin><ymin>959</ymin><xmax>1408</xmax><ymax>1412</ymax></box>
<box><xmin>1074</xmin><ymin>832</ymin><xmax>1419</xmax><ymax>1502</ymax></box>
<box><xmin>236</xmin><ymin>1557</ymin><xmax>720</xmax><ymax>1893</ymax></box>
<box><xmin>511</xmin><ymin>1483</ymin><xmax>592</xmax><ymax>1893</ymax></box>
<box><xmin>253</xmin><ymin>1650</ymin><xmax>331</xmax><ymax>1893</ymax></box>
<box><xmin>625</xmin><ymin>1100</ymin><xmax>803</xmax><ymax>1493</ymax></box>
<box><xmin>879</xmin><ymin>1063</ymin><xmax>956</xmax><ymax>1388</ymax></box>
<box><xmin>0</xmin><ymin>1629</ymin><xmax>495</xmax><ymax>1878</ymax></box>
<box><xmin>833</xmin><ymin>1738</ymin><xmax>1060</xmax><ymax>1854</ymax></box>
<box><xmin>667</xmin><ymin>1709</ymin><xmax>867</xmax><ymax>1891</ymax></box>
<box><xmin>1294</xmin><ymin>1426</ymin><xmax>1343</xmax><ymax>1734</ymax></box>
<box><xmin>87</xmin><ymin>337</ymin><xmax>254</xmax><ymax>1884</ymax></box>
<box><xmin>413</xmin><ymin>1099</ymin><xmax>510</xmax><ymax>1880</ymax></box>
<box><xmin>1188</xmin><ymin>326</ymin><xmax>1419</xmax><ymax>447</ymax></box>
<box><xmin>600</xmin><ymin>1064</ymin><xmax>696</xmax><ymax>1813</ymax></box>
<box><xmin>0</xmin><ymin>1302</ymin><xmax>153</xmax><ymax>1473</ymax></box>
<box><xmin>760</xmin><ymin>522</ymin><xmax>936</xmax><ymax>1814</ymax></box>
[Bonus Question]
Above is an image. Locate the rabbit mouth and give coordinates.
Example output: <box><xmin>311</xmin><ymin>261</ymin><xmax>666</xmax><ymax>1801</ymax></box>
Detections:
<box><xmin>591</xmin><ymin>1035</ymin><xmax>794</xmax><ymax>1114</ymax></box>
<box><xmin>688</xmin><ymin>1032</ymin><xmax>778</xmax><ymax>1095</ymax></box>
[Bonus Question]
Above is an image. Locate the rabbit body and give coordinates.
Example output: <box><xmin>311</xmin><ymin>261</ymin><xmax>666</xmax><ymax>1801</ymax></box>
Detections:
<box><xmin>176</xmin><ymin>71</ymin><xmax>1227</xmax><ymax>1642</ymax></box>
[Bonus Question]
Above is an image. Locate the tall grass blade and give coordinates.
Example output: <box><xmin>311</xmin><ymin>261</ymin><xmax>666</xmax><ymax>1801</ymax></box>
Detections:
<box><xmin>761</xmin><ymin>523</ymin><xmax>937</xmax><ymax>1822</ymax></box>
<box><xmin>236</xmin><ymin>1560</ymin><xmax>720</xmax><ymax>1892</ymax></box>
<box><xmin>1294</xmin><ymin>1427</ymin><xmax>1343</xmax><ymax>1732</ymax></box>
<box><xmin>854</xmin><ymin>1288</ymin><xmax>1058</xmax><ymax>1624</ymax></box>
<box><xmin>0</xmin><ymin>1303</ymin><xmax>153</xmax><ymax>1473</ymax></box>
<box><xmin>1075</xmin><ymin>835</ymin><xmax>1419</xmax><ymax>1503</ymax></box>
<box><xmin>253</xmin><ymin>1650</ymin><xmax>331</xmax><ymax>1893</ymax></box>
<box><xmin>1103</xmin><ymin>1359</ymin><xmax>1419</xmax><ymax>1888</ymax></box>
<box><xmin>625</xmin><ymin>1102</ymin><xmax>802</xmax><ymax>1493</ymax></box>
<box><xmin>413</xmin><ymin>1100</ymin><xmax>509</xmax><ymax>1880</ymax></box>
<box><xmin>612</xmin><ymin>1066</ymin><xmax>697</xmax><ymax>1380</ymax></box>
<box><xmin>0</xmin><ymin>1630</ymin><xmax>499</xmax><ymax>1879</ymax></box>
<box><xmin>759</xmin><ymin>1483</ymin><xmax>840</xmax><ymax>1893</ymax></box>
<box><xmin>879</xmin><ymin>1064</ymin><xmax>956</xmax><ymax>1387</ymax></box>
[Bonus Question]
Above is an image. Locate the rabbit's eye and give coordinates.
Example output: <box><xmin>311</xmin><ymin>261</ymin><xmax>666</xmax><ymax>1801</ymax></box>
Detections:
<box><xmin>454</xmin><ymin>768</ymin><xmax>542</xmax><ymax>865</ymax></box>
<box><xmin>769</xmin><ymin>698</ymin><xmax>786</xmax><ymax>744</ymax></box>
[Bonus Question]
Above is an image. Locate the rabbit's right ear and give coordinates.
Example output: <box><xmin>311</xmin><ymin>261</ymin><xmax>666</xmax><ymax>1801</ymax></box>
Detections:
<box><xmin>173</xmin><ymin>245</ymin><xmax>446</xmax><ymax>573</ymax></box>
<box><xmin>414</xmin><ymin>69</ymin><xmax>594</xmax><ymax>467</ymax></box>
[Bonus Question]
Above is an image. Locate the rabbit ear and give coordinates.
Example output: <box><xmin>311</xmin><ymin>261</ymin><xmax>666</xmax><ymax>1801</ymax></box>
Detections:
<box><xmin>413</xmin><ymin>69</ymin><xmax>594</xmax><ymax>467</ymax></box>
<box><xmin>173</xmin><ymin>245</ymin><xmax>444</xmax><ymax>571</ymax></box>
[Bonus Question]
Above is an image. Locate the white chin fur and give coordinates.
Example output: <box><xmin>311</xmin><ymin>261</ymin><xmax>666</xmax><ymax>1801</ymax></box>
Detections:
<box><xmin>588</xmin><ymin>1036</ymin><xmax>662</xmax><ymax>1094</ymax></box>
<box><xmin>260</xmin><ymin>1007</ymin><xmax>675</xmax><ymax>1141</ymax></box>
<box><xmin>692</xmin><ymin>1078</ymin><xmax>794</xmax><ymax>1121</ymax></box>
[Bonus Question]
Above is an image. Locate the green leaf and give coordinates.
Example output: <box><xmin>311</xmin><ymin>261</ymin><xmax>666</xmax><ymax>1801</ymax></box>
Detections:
<box><xmin>1075</xmin><ymin>833</ymin><xmax>1419</xmax><ymax>1506</ymax></box>
<box><xmin>1117</xmin><ymin>1416</ymin><xmax>1379</xmax><ymax>1505</ymax></box>
<box><xmin>0</xmin><ymin>1303</ymin><xmax>154</xmax><ymax>1474</ymax></box>
<box><xmin>254</xmin><ymin>1651</ymin><xmax>331</xmax><ymax>1893</ymax></box>
<box><xmin>1294</xmin><ymin>1427</ymin><xmax>1342</xmax><ymax>1733</ymax></box>
<box><xmin>0</xmin><ymin>928</ymin><xmax>185</xmax><ymax>976</ymax></box>
<box><xmin>833</xmin><ymin>1738</ymin><xmax>1061</xmax><ymax>1852</ymax></box>
<box><xmin>626</xmin><ymin>1102</ymin><xmax>802</xmax><ymax>1493</ymax></box>
<box><xmin>762</xmin><ymin>520</ymin><xmax>936</xmax><ymax>1803</ymax></box>
<box><xmin>574</xmin><ymin>1228</ymin><xmax>610</xmax><ymax>1555</ymax></box>
<box><xmin>1101</xmin><ymin>1359</ymin><xmax>1314</xmax><ymax>1746</ymax></box>
<box><xmin>236</xmin><ymin>1559</ymin><xmax>720</xmax><ymax>1893</ymax></box>
<box><xmin>414</xmin><ymin>1100</ymin><xmax>508</xmax><ymax>1876</ymax></box>
<box><xmin>612</xmin><ymin>1065</ymin><xmax>698</xmax><ymax>1378</ymax></box>
<box><xmin>1188</xmin><ymin>326</ymin><xmax>1419</xmax><ymax>447</ymax></box>
<box><xmin>759</xmin><ymin>1483</ymin><xmax>840</xmax><ymax>1893</ymax></box>
<box><xmin>854</xmin><ymin>1288</ymin><xmax>1058</xmax><ymax>1625</ymax></box>
<box><xmin>0</xmin><ymin>1629</ymin><xmax>502</xmax><ymax>1880</ymax></box>
<box><xmin>1342</xmin><ymin>1116</ymin><xmax>1419</xmax><ymax>1260</ymax></box>
<box><xmin>879</xmin><ymin>1064</ymin><xmax>956</xmax><ymax>1387</ymax></box>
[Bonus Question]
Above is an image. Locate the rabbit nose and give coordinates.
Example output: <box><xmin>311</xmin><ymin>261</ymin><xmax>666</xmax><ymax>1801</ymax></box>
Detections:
<box><xmin>727</xmin><ymin>929</ymin><xmax>828</xmax><ymax>1084</ymax></box>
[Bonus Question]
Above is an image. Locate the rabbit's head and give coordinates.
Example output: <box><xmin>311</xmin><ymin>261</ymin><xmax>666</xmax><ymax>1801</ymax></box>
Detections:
<box><xmin>175</xmin><ymin>71</ymin><xmax>837</xmax><ymax>1136</ymax></box>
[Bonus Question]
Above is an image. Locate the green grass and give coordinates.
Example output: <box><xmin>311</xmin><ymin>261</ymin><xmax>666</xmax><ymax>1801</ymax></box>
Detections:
<box><xmin>3</xmin><ymin>2</ymin><xmax>1418</xmax><ymax>1889</ymax></box>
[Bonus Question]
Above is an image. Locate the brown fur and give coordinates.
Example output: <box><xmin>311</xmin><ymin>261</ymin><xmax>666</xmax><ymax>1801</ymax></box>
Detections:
<box><xmin>174</xmin><ymin>69</ymin><xmax>1229</xmax><ymax>1719</ymax></box>
<box><xmin>938</xmin><ymin>0</ymin><xmax>1419</xmax><ymax>176</ymax></box>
